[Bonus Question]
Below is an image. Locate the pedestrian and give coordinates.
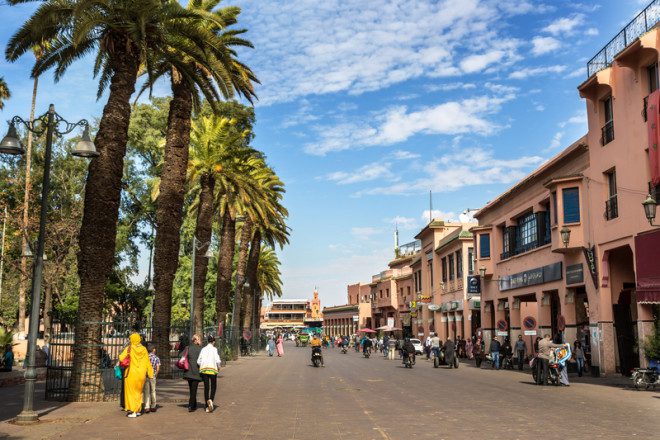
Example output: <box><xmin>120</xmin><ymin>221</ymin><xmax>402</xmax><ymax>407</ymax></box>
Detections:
<box><xmin>330</xmin><ymin>336</ymin><xmax>335</xmax><ymax>348</ymax></box>
<box><xmin>533</xmin><ymin>336</ymin><xmax>541</xmax><ymax>355</ymax></box>
<box><xmin>424</xmin><ymin>336</ymin><xmax>432</xmax><ymax>360</ymax></box>
<box><xmin>514</xmin><ymin>335</ymin><xmax>527</xmax><ymax>370</ymax></box>
<box><xmin>184</xmin><ymin>334</ymin><xmax>203</xmax><ymax>412</ymax></box>
<box><xmin>118</xmin><ymin>333</ymin><xmax>154</xmax><ymax>418</ymax></box>
<box><xmin>574</xmin><ymin>341</ymin><xmax>585</xmax><ymax>377</ymax></box>
<box><xmin>198</xmin><ymin>335</ymin><xmax>221</xmax><ymax>413</ymax></box>
<box><xmin>489</xmin><ymin>336</ymin><xmax>501</xmax><ymax>370</ymax></box>
<box><xmin>444</xmin><ymin>338</ymin><xmax>456</xmax><ymax>368</ymax></box>
<box><xmin>1</xmin><ymin>344</ymin><xmax>14</xmax><ymax>372</ymax></box>
<box><xmin>537</xmin><ymin>334</ymin><xmax>564</xmax><ymax>386</ymax></box>
<box><xmin>267</xmin><ymin>335</ymin><xmax>275</xmax><ymax>357</ymax></box>
<box><xmin>430</xmin><ymin>333</ymin><xmax>441</xmax><ymax>360</ymax></box>
<box><xmin>143</xmin><ymin>343</ymin><xmax>160</xmax><ymax>413</ymax></box>
<box><xmin>276</xmin><ymin>333</ymin><xmax>284</xmax><ymax>357</ymax></box>
<box><xmin>465</xmin><ymin>337</ymin><xmax>473</xmax><ymax>360</ymax></box>
<box><xmin>473</xmin><ymin>337</ymin><xmax>484</xmax><ymax>367</ymax></box>
<box><xmin>383</xmin><ymin>334</ymin><xmax>390</xmax><ymax>357</ymax></box>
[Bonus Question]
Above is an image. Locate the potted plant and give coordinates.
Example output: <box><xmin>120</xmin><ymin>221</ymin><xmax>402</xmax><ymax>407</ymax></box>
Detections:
<box><xmin>641</xmin><ymin>325</ymin><xmax>660</xmax><ymax>372</ymax></box>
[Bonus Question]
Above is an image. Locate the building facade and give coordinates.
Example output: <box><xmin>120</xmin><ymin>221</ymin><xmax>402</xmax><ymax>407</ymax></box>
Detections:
<box><xmin>322</xmin><ymin>305</ymin><xmax>359</xmax><ymax>337</ymax></box>
<box><xmin>260</xmin><ymin>291</ymin><xmax>324</xmax><ymax>331</ymax></box>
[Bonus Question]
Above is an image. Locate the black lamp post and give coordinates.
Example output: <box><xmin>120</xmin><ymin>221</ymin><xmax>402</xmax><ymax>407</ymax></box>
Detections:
<box><xmin>642</xmin><ymin>194</ymin><xmax>657</xmax><ymax>225</ymax></box>
<box><xmin>0</xmin><ymin>104</ymin><xmax>97</xmax><ymax>424</ymax></box>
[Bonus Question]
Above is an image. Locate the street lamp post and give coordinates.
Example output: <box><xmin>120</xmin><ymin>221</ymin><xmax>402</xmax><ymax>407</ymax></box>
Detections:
<box><xmin>0</xmin><ymin>104</ymin><xmax>97</xmax><ymax>425</ymax></box>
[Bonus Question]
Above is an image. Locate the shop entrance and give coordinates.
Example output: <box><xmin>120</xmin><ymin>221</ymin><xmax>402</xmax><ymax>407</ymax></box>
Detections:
<box><xmin>550</xmin><ymin>291</ymin><xmax>560</xmax><ymax>337</ymax></box>
<box><xmin>613</xmin><ymin>289</ymin><xmax>639</xmax><ymax>375</ymax></box>
<box><xmin>471</xmin><ymin>309</ymin><xmax>481</xmax><ymax>337</ymax></box>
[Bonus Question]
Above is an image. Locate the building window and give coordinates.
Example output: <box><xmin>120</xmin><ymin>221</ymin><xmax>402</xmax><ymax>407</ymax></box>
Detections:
<box><xmin>543</xmin><ymin>203</ymin><xmax>551</xmax><ymax>244</ymax></box>
<box><xmin>605</xmin><ymin>169</ymin><xmax>618</xmax><ymax>220</ymax></box>
<box><xmin>441</xmin><ymin>257</ymin><xmax>447</xmax><ymax>282</ymax></box>
<box><xmin>386</xmin><ymin>288</ymin><xmax>389</xmax><ymax>297</ymax></box>
<box><xmin>456</xmin><ymin>250</ymin><xmax>463</xmax><ymax>278</ymax></box>
<box><xmin>379</xmin><ymin>290</ymin><xmax>383</xmax><ymax>298</ymax></box>
<box><xmin>602</xmin><ymin>96</ymin><xmax>614</xmax><ymax>145</ymax></box>
<box><xmin>650</xmin><ymin>63</ymin><xmax>659</xmax><ymax>93</ymax></box>
<box><xmin>468</xmin><ymin>247</ymin><xmax>474</xmax><ymax>274</ymax></box>
<box><xmin>448</xmin><ymin>255</ymin><xmax>455</xmax><ymax>280</ymax></box>
<box><xmin>563</xmin><ymin>187</ymin><xmax>581</xmax><ymax>223</ymax></box>
<box><xmin>479</xmin><ymin>234</ymin><xmax>490</xmax><ymax>258</ymax></box>
<box><xmin>551</xmin><ymin>192</ymin><xmax>558</xmax><ymax>225</ymax></box>
<box><xmin>517</xmin><ymin>212</ymin><xmax>537</xmax><ymax>251</ymax></box>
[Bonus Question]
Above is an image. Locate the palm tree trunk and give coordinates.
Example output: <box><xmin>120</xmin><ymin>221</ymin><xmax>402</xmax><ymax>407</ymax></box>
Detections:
<box><xmin>152</xmin><ymin>72</ymin><xmax>192</xmax><ymax>378</ymax></box>
<box><xmin>232</xmin><ymin>219</ymin><xmax>251</xmax><ymax>359</ymax></box>
<box><xmin>215</xmin><ymin>208</ymin><xmax>235</xmax><ymax>327</ymax></box>
<box><xmin>70</xmin><ymin>43</ymin><xmax>139</xmax><ymax>402</ymax></box>
<box><xmin>17</xmin><ymin>75</ymin><xmax>38</xmax><ymax>337</ymax></box>
<box><xmin>242</xmin><ymin>230</ymin><xmax>260</xmax><ymax>331</ymax></box>
<box><xmin>192</xmin><ymin>174</ymin><xmax>215</xmax><ymax>336</ymax></box>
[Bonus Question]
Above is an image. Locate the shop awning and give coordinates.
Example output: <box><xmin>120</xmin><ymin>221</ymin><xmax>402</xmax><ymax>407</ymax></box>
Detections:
<box><xmin>635</xmin><ymin>229</ymin><xmax>660</xmax><ymax>303</ymax></box>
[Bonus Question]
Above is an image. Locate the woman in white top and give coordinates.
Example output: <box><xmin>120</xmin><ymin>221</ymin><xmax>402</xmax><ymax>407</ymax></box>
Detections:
<box><xmin>197</xmin><ymin>335</ymin><xmax>221</xmax><ymax>413</ymax></box>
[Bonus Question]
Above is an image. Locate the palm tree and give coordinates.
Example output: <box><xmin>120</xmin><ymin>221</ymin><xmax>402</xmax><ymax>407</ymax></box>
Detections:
<box><xmin>187</xmin><ymin>115</ymin><xmax>253</xmax><ymax>336</ymax></box>
<box><xmin>6</xmin><ymin>0</ymin><xmax>236</xmax><ymax>400</ymax></box>
<box><xmin>149</xmin><ymin>0</ymin><xmax>257</xmax><ymax>376</ymax></box>
<box><xmin>0</xmin><ymin>77</ymin><xmax>9</xmax><ymax>110</ymax></box>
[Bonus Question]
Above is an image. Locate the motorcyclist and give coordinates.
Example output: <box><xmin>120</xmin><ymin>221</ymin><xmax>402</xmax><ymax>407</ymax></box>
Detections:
<box><xmin>430</xmin><ymin>333</ymin><xmax>441</xmax><ymax>360</ymax></box>
<box><xmin>341</xmin><ymin>336</ymin><xmax>349</xmax><ymax>349</ymax></box>
<box><xmin>310</xmin><ymin>334</ymin><xmax>324</xmax><ymax>366</ymax></box>
<box><xmin>402</xmin><ymin>337</ymin><xmax>416</xmax><ymax>365</ymax></box>
<box><xmin>362</xmin><ymin>336</ymin><xmax>373</xmax><ymax>356</ymax></box>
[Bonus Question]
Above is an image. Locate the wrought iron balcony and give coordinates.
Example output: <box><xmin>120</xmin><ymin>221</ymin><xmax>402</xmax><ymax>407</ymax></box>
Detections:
<box><xmin>587</xmin><ymin>0</ymin><xmax>660</xmax><ymax>77</ymax></box>
<box><xmin>643</xmin><ymin>95</ymin><xmax>649</xmax><ymax>122</ymax></box>
<box><xmin>605</xmin><ymin>195</ymin><xmax>619</xmax><ymax>220</ymax></box>
<box><xmin>601</xmin><ymin>120</ymin><xmax>615</xmax><ymax>145</ymax></box>
<box><xmin>397</xmin><ymin>239</ymin><xmax>421</xmax><ymax>257</ymax></box>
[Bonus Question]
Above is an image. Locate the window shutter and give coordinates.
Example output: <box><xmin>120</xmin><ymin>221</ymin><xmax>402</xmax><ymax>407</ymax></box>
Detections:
<box><xmin>479</xmin><ymin>234</ymin><xmax>490</xmax><ymax>258</ymax></box>
<box><xmin>535</xmin><ymin>212</ymin><xmax>546</xmax><ymax>245</ymax></box>
<box><xmin>507</xmin><ymin>226</ymin><xmax>517</xmax><ymax>254</ymax></box>
<box><xmin>563</xmin><ymin>188</ymin><xmax>580</xmax><ymax>223</ymax></box>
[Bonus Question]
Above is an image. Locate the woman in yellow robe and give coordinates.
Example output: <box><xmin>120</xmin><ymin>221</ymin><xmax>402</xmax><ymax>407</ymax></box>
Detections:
<box><xmin>118</xmin><ymin>333</ymin><xmax>154</xmax><ymax>417</ymax></box>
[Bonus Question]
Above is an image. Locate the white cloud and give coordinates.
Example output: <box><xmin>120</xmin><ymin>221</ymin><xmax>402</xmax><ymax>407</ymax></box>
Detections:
<box><xmin>357</xmin><ymin>147</ymin><xmax>544</xmax><ymax>196</ymax></box>
<box><xmin>281</xmin><ymin>99</ymin><xmax>319</xmax><ymax>128</ymax></box>
<box><xmin>559</xmin><ymin>110</ymin><xmax>587</xmax><ymax>128</ymax></box>
<box><xmin>565</xmin><ymin>67</ymin><xmax>586</xmax><ymax>79</ymax></box>
<box><xmin>351</xmin><ymin>227</ymin><xmax>382</xmax><ymax>238</ymax></box>
<box><xmin>508</xmin><ymin>65</ymin><xmax>567</xmax><ymax>79</ymax></box>
<box><xmin>531</xmin><ymin>36</ymin><xmax>561</xmax><ymax>56</ymax></box>
<box><xmin>325</xmin><ymin>162</ymin><xmax>393</xmax><ymax>185</ymax></box>
<box><xmin>391</xmin><ymin>150</ymin><xmax>420</xmax><ymax>160</ymax></box>
<box><xmin>534</xmin><ymin>103</ymin><xmax>545</xmax><ymax>111</ymax></box>
<box><xmin>238</xmin><ymin>0</ymin><xmax>536</xmax><ymax>105</ymax></box>
<box><xmin>386</xmin><ymin>216</ymin><xmax>419</xmax><ymax>230</ymax></box>
<box><xmin>542</xmin><ymin>14</ymin><xmax>585</xmax><ymax>36</ymax></box>
<box><xmin>426</xmin><ymin>82</ymin><xmax>477</xmax><ymax>92</ymax></box>
<box><xmin>304</xmin><ymin>94</ymin><xmax>515</xmax><ymax>155</ymax></box>
<box><xmin>546</xmin><ymin>131</ymin><xmax>565</xmax><ymax>152</ymax></box>
<box><xmin>421</xmin><ymin>210</ymin><xmax>458</xmax><ymax>222</ymax></box>
<box><xmin>585</xmin><ymin>28</ymin><xmax>599</xmax><ymax>36</ymax></box>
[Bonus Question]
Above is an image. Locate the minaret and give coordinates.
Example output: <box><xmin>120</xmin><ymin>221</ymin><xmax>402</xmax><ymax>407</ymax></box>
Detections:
<box><xmin>394</xmin><ymin>224</ymin><xmax>400</xmax><ymax>257</ymax></box>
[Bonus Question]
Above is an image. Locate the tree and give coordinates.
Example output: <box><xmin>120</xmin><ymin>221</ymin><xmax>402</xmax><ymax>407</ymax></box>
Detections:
<box><xmin>149</xmin><ymin>0</ymin><xmax>258</xmax><ymax>376</ymax></box>
<box><xmin>0</xmin><ymin>77</ymin><xmax>9</xmax><ymax>110</ymax></box>
<box><xmin>6</xmin><ymin>0</ymin><xmax>236</xmax><ymax>400</ymax></box>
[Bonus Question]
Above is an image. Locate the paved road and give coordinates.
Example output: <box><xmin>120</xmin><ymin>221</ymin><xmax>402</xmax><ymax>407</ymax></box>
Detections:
<box><xmin>2</xmin><ymin>341</ymin><xmax>659</xmax><ymax>439</ymax></box>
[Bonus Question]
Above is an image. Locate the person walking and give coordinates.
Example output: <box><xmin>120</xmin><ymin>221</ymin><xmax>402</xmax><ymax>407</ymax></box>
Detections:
<box><xmin>514</xmin><ymin>335</ymin><xmax>527</xmax><ymax>371</ymax></box>
<box><xmin>489</xmin><ymin>337</ymin><xmax>501</xmax><ymax>370</ymax></box>
<box><xmin>424</xmin><ymin>336</ymin><xmax>432</xmax><ymax>360</ymax></box>
<box><xmin>465</xmin><ymin>337</ymin><xmax>473</xmax><ymax>360</ymax></box>
<box><xmin>267</xmin><ymin>335</ymin><xmax>276</xmax><ymax>357</ymax></box>
<box><xmin>143</xmin><ymin>343</ymin><xmax>160</xmax><ymax>413</ymax></box>
<box><xmin>118</xmin><ymin>333</ymin><xmax>154</xmax><ymax>418</ymax></box>
<box><xmin>473</xmin><ymin>337</ymin><xmax>485</xmax><ymax>367</ymax></box>
<box><xmin>184</xmin><ymin>334</ymin><xmax>203</xmax><ymax>412</ymax></box>
<box><xmin>276</xmin><ymin>333</ymin><xmax>284</xmax><ymax>357</ymax></box>
<box><xmin>198</xmin><ymin>335</ymin><xmax>221</xmax><ymax>413</ymax></box>
<box><xmin>1</xmin><ymin>344</ymin><xmax>14</xmax><ymax>372</ymax></box>
<box><xmin>574</xmin><ymin>341</ymin><xmax>586</xmax><ymax>377</ymax></box>
<box><xmin>430</xmin><ymin>333</ymin><xmax>441</xmax><ymax>360</ymax></box>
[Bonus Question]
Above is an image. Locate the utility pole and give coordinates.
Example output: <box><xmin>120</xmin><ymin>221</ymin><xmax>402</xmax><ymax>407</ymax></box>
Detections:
<box><xmin>0</xmin><ymin>206</ymin><xmax>7</xmax><ymax>303</ymax></box>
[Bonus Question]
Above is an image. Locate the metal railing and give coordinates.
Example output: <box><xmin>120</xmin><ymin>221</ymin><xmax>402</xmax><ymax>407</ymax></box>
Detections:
<box><xmin>587</xmin><ymin>0</ymin><xmax>660</xmax><ymax>77</ymax></box>
<box><xmin>644</xmin><ymin>95</ymin><xmax>650</xmax><ymax>121</ymax></box>
<box><xmin>601</xmin><ymin>120</ymin><xmax>615</xmax><ymax>145</ymax></box>
<box><xmin>605</xmin><ymin>195</ymin><xmax>619</xmax><ymax>220</ymax></box>
<box><xmin>397</xmin><ymin>240</ymin><xmax>421</xmax><ymax>257</ymax></box>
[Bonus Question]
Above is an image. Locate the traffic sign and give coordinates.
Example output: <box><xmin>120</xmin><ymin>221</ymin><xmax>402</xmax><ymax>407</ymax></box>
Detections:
<box><xmin>557</xmin><ymin>314</ymin><xmax>566</xmax><ymax>332</ymax></box>
<box><xmin>523</xmin><ymin>316</ymin><xmax>537</xmax><ymax>330</ymax></box>
<box><xmin>496</xmin><ymin>319</ymin><xmax>508</xmax><ymax>331</ymax></box>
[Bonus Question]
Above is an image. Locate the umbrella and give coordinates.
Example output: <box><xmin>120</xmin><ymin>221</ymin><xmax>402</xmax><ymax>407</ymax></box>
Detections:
<box><xmin>359</xmin><ymin>328</ymin><xmax>376</xmax><ymax>333</ymax></box>
<box><xmin>376</xmin><ymin>326</ymin><xmax>401</xmax><ymax>332</ymax></box>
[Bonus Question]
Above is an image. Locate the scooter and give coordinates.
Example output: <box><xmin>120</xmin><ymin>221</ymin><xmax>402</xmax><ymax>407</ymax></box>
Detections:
<box><xmin>432</xmin><ymin>347</ymin><xmax>459</xmax><ymax>369</ymax></box>
<box><xmin>341</xmin><ymin>345</ymin><xmax>348</xmax><ymax>354</ymax></box>
<box><xmin>531</xmin><ymin>356</ymin><xmax>560</xmax><ymax>386</ymax></box>
<box><xmin>311</xmin><ymin>347</ymin><xmax>324</xmax><ymax>367</ymax></box>
<box><xmin>403</xmin><ymin>352</ymin><xmax>415</xmax><ymax>369</ymax></box>
<box><xmin>631</xmin><ymin>366</ymin><xmax>659</xmax><ymax>390</ymax></box>
<box><xmin>363</xmin><ymin>347</ymin><xmax>371</xmax><ymax>358</ymax></box>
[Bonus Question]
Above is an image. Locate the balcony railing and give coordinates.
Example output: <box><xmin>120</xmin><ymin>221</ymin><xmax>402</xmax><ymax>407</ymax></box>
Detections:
<box><xmin>605</xmin><ymin>195</ymin><xmax>619</xmax><ymax>220</ymax></box>
<box><xmin>397</xmin><ymin>239</ymin><xmax>421</xmax><ymax>257</ymax></box>
<box><xmin>601</xmin><ymin>120</ymin><xmax>615</xmax><ymax>145</ymax></box>
<box><xmin>587</xmin><ymin>0</ymin><xmax>660</xmax><ymax>77</ymax></box>
<box><xmin>500</xmin><ymin>237</ymin><xmax>551</xmax><ymax>260</ymax></box>
<box><xmin>644</xmin><ymin>95</ymin><xmax>649</xmax><ymax>122</ymax></box>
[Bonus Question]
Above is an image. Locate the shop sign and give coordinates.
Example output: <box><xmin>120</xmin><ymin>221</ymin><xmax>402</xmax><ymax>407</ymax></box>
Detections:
<box><xmin>428</xmin><ymin>304</ymin><xmax>441</xmax><ymax>311</ymax></box>
<box><xmin>410</xmin><ymin>311</ymin><xmax>417</xmax><ymax>318</ymax></box>
<box><xmin>417</xmin><ymin>294</ymin><xmax>432</xmax><ymax>304</ymax></box>
<box><xmin>387</xmin><ymin>317</ymin><xmax>394</xmax><ymax>328</ymax></box>
<box><xmin>441</xmin><ymin>303</ymin><xmax>449</xmax><ymax>312</ymax></box>
<box><xmin>467</xmin><ymin>275</ymin><xmax>481</xmax><ymax>294</ymax></box>
<box><xmin>524</xmin><ymin>330</ymin><xmax>537</xmax><ymax>336</ymax></box>
<box><xmin>498</xmin><ymin>262</ymin><xmax>562</xmax><ymax>292</ymax></box>
<box><xmin>583</xmin><ymin>246</ymin><xmax>599</xmax><ymax>288</ymax></box>
<box><xmin>410</xmin><ymin>300</ymin><xmax>417</xmax><ymax>309</ymax></box>
<box><xmin>496</xmin><ymin>331</ymin><xmax>508</xmax><ymax>336</ymax></box>
<box><xmin>469</xmin><ymin>300</ymin><xmax>481</xmax><ymax>309</ymax></box>
<box><xmin>352</xmin><ymin>315</ymin><xmax>359</xmax><ymax>322</ymax></box>
<box><xmin>566</xmin><ymin>263</ymin><xmax>584</xmax><ymax>285</ymax></box>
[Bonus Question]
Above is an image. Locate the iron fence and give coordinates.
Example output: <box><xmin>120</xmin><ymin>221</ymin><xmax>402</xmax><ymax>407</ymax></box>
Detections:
<box><xmin>587</xmin><ymin>0</ymin><xmax>660</xmax><ymax>77</ymax></box>
<box><xmin>45</xmin><ymin>321</ymin><xmax>238</xmax><ymax>402</ymax></box>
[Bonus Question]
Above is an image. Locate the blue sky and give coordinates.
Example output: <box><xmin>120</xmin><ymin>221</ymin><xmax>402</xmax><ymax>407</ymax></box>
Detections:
<box><xmin>0</xmin><ymin>0</ymin><xmax>651</xmax><ymax>307</ymax></box>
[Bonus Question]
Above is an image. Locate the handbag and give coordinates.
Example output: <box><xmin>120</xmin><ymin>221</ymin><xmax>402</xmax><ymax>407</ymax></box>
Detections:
<box><xmin>176</xmin><ymin>347</ymin><xmax>190</xmax><ymax>371</ymax></box>
<box><xmin>114</xmin><ymin>364</ymin><xmax>123</xmax><ymax>380</ymax></box>
<box><xmin>119</xmin><ymin>346</ymin><xmax>131</xmax><ymax>368</ymax></box>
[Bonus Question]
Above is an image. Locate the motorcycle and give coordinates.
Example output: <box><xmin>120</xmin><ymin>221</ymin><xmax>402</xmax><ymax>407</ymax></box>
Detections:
<box><xmin>530</xmin><ymin>356</ymin><xmax>560</xmax><ymax>386</ymax></box>
<box><xmin>341</xmin><ymin>345</ymin><xmax>348</xmax><ymax>354</ymax></box>
<box><xmin>500</xmin><ymin>353</ymin><xmax>514</xmax><ymax>370</ymax></box>
<box><xmin>432</xmin><ymin>347</ymin><xmax>459</xmax><ymax>369</ymax></box>
<box><xmin>403</xmin><ymin>351</ymin><xmax>415</xmax><ymax>369</ymax></box>
<box><xmin>311</xmin><ymin>347</ymin><xmax>323</xmax><ymax>367</ymax></box>
<box><xmin>363</xmin><ymin>347</ymin><xmax>371</xmax><ymax>358</ymax></box>
<box><xmin>631</xmin><ymin>366</ymin><xmax>659</xmax><ymax>390</ymax></box>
